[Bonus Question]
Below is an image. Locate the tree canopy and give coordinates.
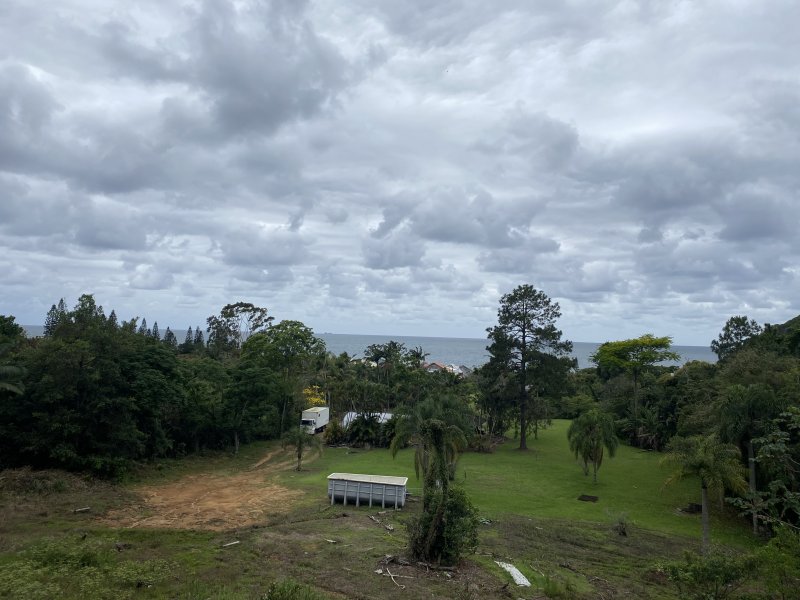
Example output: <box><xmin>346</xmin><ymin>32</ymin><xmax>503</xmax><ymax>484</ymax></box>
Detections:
<box><xmin>486</xmin><ymin>284</ymin><xmax>573</xmax><ymax>450</ymax></box>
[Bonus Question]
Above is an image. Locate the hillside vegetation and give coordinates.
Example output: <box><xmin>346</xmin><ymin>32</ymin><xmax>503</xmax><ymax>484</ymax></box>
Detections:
<box><xmin>1</xmin><ymin>287</ymin><xmax>799</xmax><ymax>597</ymax></box>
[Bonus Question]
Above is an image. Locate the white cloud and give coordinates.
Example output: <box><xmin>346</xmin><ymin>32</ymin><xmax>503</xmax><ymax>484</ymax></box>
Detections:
<box><xmin>1</xmin><ymin>0</ymin><xmax>799</xmax><ymax>345</ymax></box>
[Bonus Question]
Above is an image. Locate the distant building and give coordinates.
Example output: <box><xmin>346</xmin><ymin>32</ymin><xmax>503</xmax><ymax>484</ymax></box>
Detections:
<box><xmin>423</xmin><ymin>362</ymin><xmax>472</xmax><ymax>377</ymax></box>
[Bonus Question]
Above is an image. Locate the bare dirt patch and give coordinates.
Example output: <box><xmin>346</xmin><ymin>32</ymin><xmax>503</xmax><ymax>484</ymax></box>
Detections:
<box><xmin>101</xmin><ymin>449</ymin><xmax>306</xmax><ymax>531</ymax></box>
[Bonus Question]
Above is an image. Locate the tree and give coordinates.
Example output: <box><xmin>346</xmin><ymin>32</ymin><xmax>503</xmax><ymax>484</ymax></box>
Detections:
<box><xmin>151</xmin><ymin>321</ymin><xmax>160</xmax><ymax>341</ymax></box>
<box><xmin>591</xmin><ymin>334</ymin><xmax>679</xmax><ymax>414</ymax></box>
<box><xmin>163</xmin><ymin>327</ymin><xmax>178</xmax><ymax>351</ymax></box>
<box><xmin>0</xmin><ymin>342</ymin><xmax>25</xmax><ymax>396</ymax></box>
<box><xmin>405</xmin><ymin>419</ymin><xmax>478</xmax><ymax>565</ymax></box>
<box><xmin>391</xmin><ymin>395</ymin><xmax>469</xmax><ymax>481</ymax></box>
<box><xmin>662</xmin><ymin>435</ymin><xmax>747</xmax><ymax>553</ymax></box>
<box><xmin>43</xmin><ymin>300</ymin><xmax>67</xmax><ymax>336</ymax></box>
<box><xmin>711</xmin><ymin>316</ymin><xmax>762</xmax><ymax>362</ymax></box>
<box><xmin>193</xmin><ymin>327</ymin><xmax>204</xmax><ymax>350</ymax></box>
<box><xmin>717</xmin><ymin>383</ymin><xmax>784</xmax><ymax>534</ymax></box>
<box><xmin>281</xmin><ymin>425</ymin><xmax>322</xmax><ymax>471</ymax></box>
<box><xmin>486</xmin><ymin>284</ymin><xmax>573</xmax><ymax>450</ymax></box>
<box><xmin>567</xmin><ymin>408</ymin><xmax>618</xmax><ymax>483</ymax></box>
<box><xmin>735</xmin><ymin>407</ymin><xmax>800</xmax><ymax>530</ymax></box>
<box><xmin>206</xmin><ymin>302</ymin><xmax>273</xmax><ymax>358</ymax></box>
<box><xmin>5</xmin><ymin>296</ymin><xmax>184</xmax><ymax>476</ymax></box>
<box><xmin>239</xmin><ymin>320</ymin><xmax>325</xmax><ymax>436</ymax></box>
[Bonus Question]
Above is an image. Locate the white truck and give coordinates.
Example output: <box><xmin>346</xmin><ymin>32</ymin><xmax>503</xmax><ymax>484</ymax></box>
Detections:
<box><xmin>301</xmin><ymin>406</ymin><xmax>330</xmax><ymax>434</ymax></box>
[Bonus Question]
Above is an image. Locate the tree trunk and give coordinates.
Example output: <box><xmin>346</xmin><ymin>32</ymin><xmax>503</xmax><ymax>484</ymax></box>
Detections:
<box><xmin>701</xmin><ymin>483</ymin><xmax>710</xmax><ymax>554</ymax></box>
<box><xmin>519</xmin><ymin>365</ymin><xmax>528</xmax><ymax>450</ymax></box>
<box><xmin>593</xmin><ymin>461</ymin><xmax>598</xmax><ymax>484</ymax></box>
<box><xmin>747</xmin><ymin>439</ymin><xmax>758</xmax><ymax>535</ymax></box>
<box><xmin>234</xmin><ymin>430</ymin><xmax>240</xmax><ymax>456</ymax></box>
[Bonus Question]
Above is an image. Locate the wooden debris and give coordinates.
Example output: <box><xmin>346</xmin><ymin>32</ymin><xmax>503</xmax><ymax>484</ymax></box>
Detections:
<box><xmin>374</xmin><ymin>567</ymin><xmax>413</xmax><ymax>588</ymax></box>
<box><xmin>222</xmin><ymin>540</ymin><xmax>240</xmax><ymax>547</ymax></box>
<box><xmin>325</xmin><ymin>539</ymin><xmax>338</xmax><ymax>544</ymax></box>
<box><xmin>380</xmin><ymin>554</ymin><xmax>411</xmax><ymax>566</ymax></box>
<box><xmin>384</xmin><ymin>524</ymin><xmax>394</xmax><ymax>532</ymax></box>
<box><xmin>73</xmin><ymin>507</ymin><xmax>91</xmax><ymax>513</ymax></box>
<box><xmin>417</xmin><ymin>562</ymin><xmax>456</xmax><ymax>572</ymax></box>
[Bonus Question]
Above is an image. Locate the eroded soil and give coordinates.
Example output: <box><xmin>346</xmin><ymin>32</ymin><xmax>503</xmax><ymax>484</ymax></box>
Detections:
<box><xmin>101</xmin><ymin>449</ymin><xmax>306</xmax><ymax>531</ymax></box>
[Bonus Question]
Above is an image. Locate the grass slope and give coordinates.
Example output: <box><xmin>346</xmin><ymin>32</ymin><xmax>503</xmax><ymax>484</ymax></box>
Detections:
<box><xmin>0</xmin><ymin>420</ymin><xmax>757</xmax><ymax>599</ymax></box>
<box><xmin>288</xmin><ymin>419</ymin><xmax>753</xmax><ymax>548</ymax></box>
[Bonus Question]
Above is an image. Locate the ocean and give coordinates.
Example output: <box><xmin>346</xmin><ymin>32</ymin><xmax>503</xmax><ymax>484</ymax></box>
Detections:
<box><xmin>22</xmin><ymin>325</ymin><xmax>715</xmax><ymax>368</ymax></box>
<box><xmin>317</xmin><ymin>333</ymin><xmax>716</xmax><ymax>369</ymax></box>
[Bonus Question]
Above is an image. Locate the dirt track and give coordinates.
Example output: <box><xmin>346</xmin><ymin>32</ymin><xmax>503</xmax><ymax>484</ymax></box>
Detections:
<box><xmin>101</xmin><ymin>449</ymin><xmax>307</xmax><ymax>531</ymax></box>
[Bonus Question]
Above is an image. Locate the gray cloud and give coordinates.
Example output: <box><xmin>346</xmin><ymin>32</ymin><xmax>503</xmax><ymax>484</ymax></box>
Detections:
<box><xmin>1</xmin><ymin>0</ymin><xmax>799</xmax><ymax>344</ymax></box>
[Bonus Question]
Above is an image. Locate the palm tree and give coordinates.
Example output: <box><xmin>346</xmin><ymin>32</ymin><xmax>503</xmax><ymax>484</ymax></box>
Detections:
<box><xmin>567</xmin><ymin>408</ymin><xmax>618</xmax><ymax>484</ymax></box>
<box><xmin>662</xmin><ymin>434</ymin><xmax>747</xmax><ymax>553</ymax></box>
<box><xmin>390</xmin><ymin>396</ymin><xmax>468</xmax><ymax>482</ymax></box>
<box><xmin>0</xmin><ymin>342</ymin><xmax>25</xmax><ymax>396</ymax></box>
<box><xmin>281</xmin><ymin>426</ymin><xmax>322</xmax><ymax>471</ymax></box>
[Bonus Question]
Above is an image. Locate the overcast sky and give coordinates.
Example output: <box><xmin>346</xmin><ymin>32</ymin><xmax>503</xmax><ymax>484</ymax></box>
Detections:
<box><xmin>2</xmin><ymin>0</ymin><xmax>799</xmax><ymax>345</ymax></box>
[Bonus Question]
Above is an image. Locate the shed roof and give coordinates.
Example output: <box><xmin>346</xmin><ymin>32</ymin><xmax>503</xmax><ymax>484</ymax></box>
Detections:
<box><xmin>327</xmin><ymin>472</ymin><xmax>408</xmax><ymax>486</ymax></box>
<box><xmin>303</xmin><ymin>407</ymin><xmax>328</xmax><ymax>414</ymax></box>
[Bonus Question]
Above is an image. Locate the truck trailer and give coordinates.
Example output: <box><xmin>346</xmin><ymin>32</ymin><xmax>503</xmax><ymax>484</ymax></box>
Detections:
<box><xmin>301</xmin><ymin>406</ymin><xmax>329</xmax><ymax>434</ymax></box>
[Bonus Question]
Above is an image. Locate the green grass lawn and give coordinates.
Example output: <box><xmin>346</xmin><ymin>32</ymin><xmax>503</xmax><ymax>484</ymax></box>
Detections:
<box><xmin>1</xmin><ymin>421</ymin><xmax>760</xmax><ymax>599</ymax></box>
<box><xmin>286</xmin><ymin>419</ymin><xmax>753</xmax><ymax>548</ymax></box>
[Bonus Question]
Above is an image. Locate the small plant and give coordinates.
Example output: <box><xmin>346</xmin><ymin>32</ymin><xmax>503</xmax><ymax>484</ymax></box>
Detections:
<box><xmin>608</xmin><ymin>510</ymin><xmax>630</xmax><ymax>537</ymax></box>
<box><xmin>542</xmin><ymin>575</ymin><xmax>577</xmax><ymax>599</ymax></box>
<box><xmin>262</xmin><ymin>579</ymin><xmax>330</xmax><ymax>600</ymax></box>
<box><xmin>323</xmin><ymin>420</ymin><xmax>345</xmax><ymax>445</ymax></box>
<box><xmin>662</xmin><ymin>549</ymin><xmax>756</xmax><ymax>599</ymax></box>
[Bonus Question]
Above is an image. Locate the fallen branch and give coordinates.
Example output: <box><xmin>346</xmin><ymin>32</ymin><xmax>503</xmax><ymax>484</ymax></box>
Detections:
<box><xmin>73</xmin><ymin>507</ymin><xmax>91</xmax><ymax>513</ymax></box>
<box><xmin>380</xmin><ymin>554</ymin><xmax>411</xmax><ymax>566</ymax></box>
<box><xmin>222</xmin><ymin>541</ymin><xmax>240</xmax><ymax>548</ymax></box>
<box><xmin>374</xmin><ymin>567</ymin><xmax>413</xmax><ymax>588</ymax></box>
<box><xmin>386</xmin><ymin>567</ymin><xmax>410</xmax><ymax>588</ymax></box>
<box><xmin>417</xmin><ymin>562</ymin><xmax>456</xmax><ymax>572</ymax></box>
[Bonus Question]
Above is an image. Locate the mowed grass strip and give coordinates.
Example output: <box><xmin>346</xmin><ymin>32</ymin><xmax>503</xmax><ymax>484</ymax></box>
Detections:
<box><xmin>285</xmin><ymin>419</ymin><xmax>753</xmax><ymax>547</ymax></box>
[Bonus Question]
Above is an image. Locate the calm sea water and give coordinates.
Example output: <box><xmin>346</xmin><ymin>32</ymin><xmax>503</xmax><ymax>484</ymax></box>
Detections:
<box><xmin>22</xmin><ymin>325</ymin><xmax>715</xmax><ymax>369</ymax></box>
<box><xmin>318</xmin><ymin>333</ymin><xmax>716</xmax><ymax>369</ymax></box>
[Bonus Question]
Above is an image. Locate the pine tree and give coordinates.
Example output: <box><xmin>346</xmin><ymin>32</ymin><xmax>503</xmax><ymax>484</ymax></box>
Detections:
<box><xmin>43</xmin><ymin>304</ymin><xmax>59</xmax><ymax>336</ymax></box>
<box><xmin>179</xmin><ymin>326</ymin><xmax>193</xmax><ymax>353</ymax></box>
<box><xmin>163</xmin><ymin>327</ymin><xmax>178</xmax><ymax>351</ymax></box>
<box><xmin>151</xmin><ymin>321</ymin><xmax>160</xmax><ymax>341</ymax></box>
<box><xmin>108</xmin><ymin>310</ymin><xmax>118</xmax><ymax>329</ymax></box>
<box><xmin>138</xmin><ymin>318</ymin><xmax>148</xmax><ymax>336</ymax></box>
<box><xmin>193</xmin><ymin>327</ymin><xmax>204</xmax><ymax>349</ymax></box>
<box><xmin>43</xmin><ymin>298</ymin><xmax>68</xmax><ymax>336</ymax></box>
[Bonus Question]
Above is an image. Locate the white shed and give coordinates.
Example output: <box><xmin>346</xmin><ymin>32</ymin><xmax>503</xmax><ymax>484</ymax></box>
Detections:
<box><xmin>327</xmin><ymin>473</ymin><xmax>408</xmax><ymax>509</ymax></box>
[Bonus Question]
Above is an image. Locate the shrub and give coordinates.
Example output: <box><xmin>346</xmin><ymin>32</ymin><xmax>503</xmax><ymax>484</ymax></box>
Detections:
<box><xmin>346</xmin><ymin>414</ymin><xmax>381</xmax><ymax>447</ymax></box>
<box><xmin>323</xmin><ymin>420</ymin><xmax>345</xmax><ymax>445</ymax></box>
<box><xmin>662</xmin><ymin>550</ymin><xmax>756</xmax><ymax>599</ymax></box>
<box><xmin>407</xmin><ymin>484</ymin><xmax>479</xmax><ymax>566</ymax></box>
